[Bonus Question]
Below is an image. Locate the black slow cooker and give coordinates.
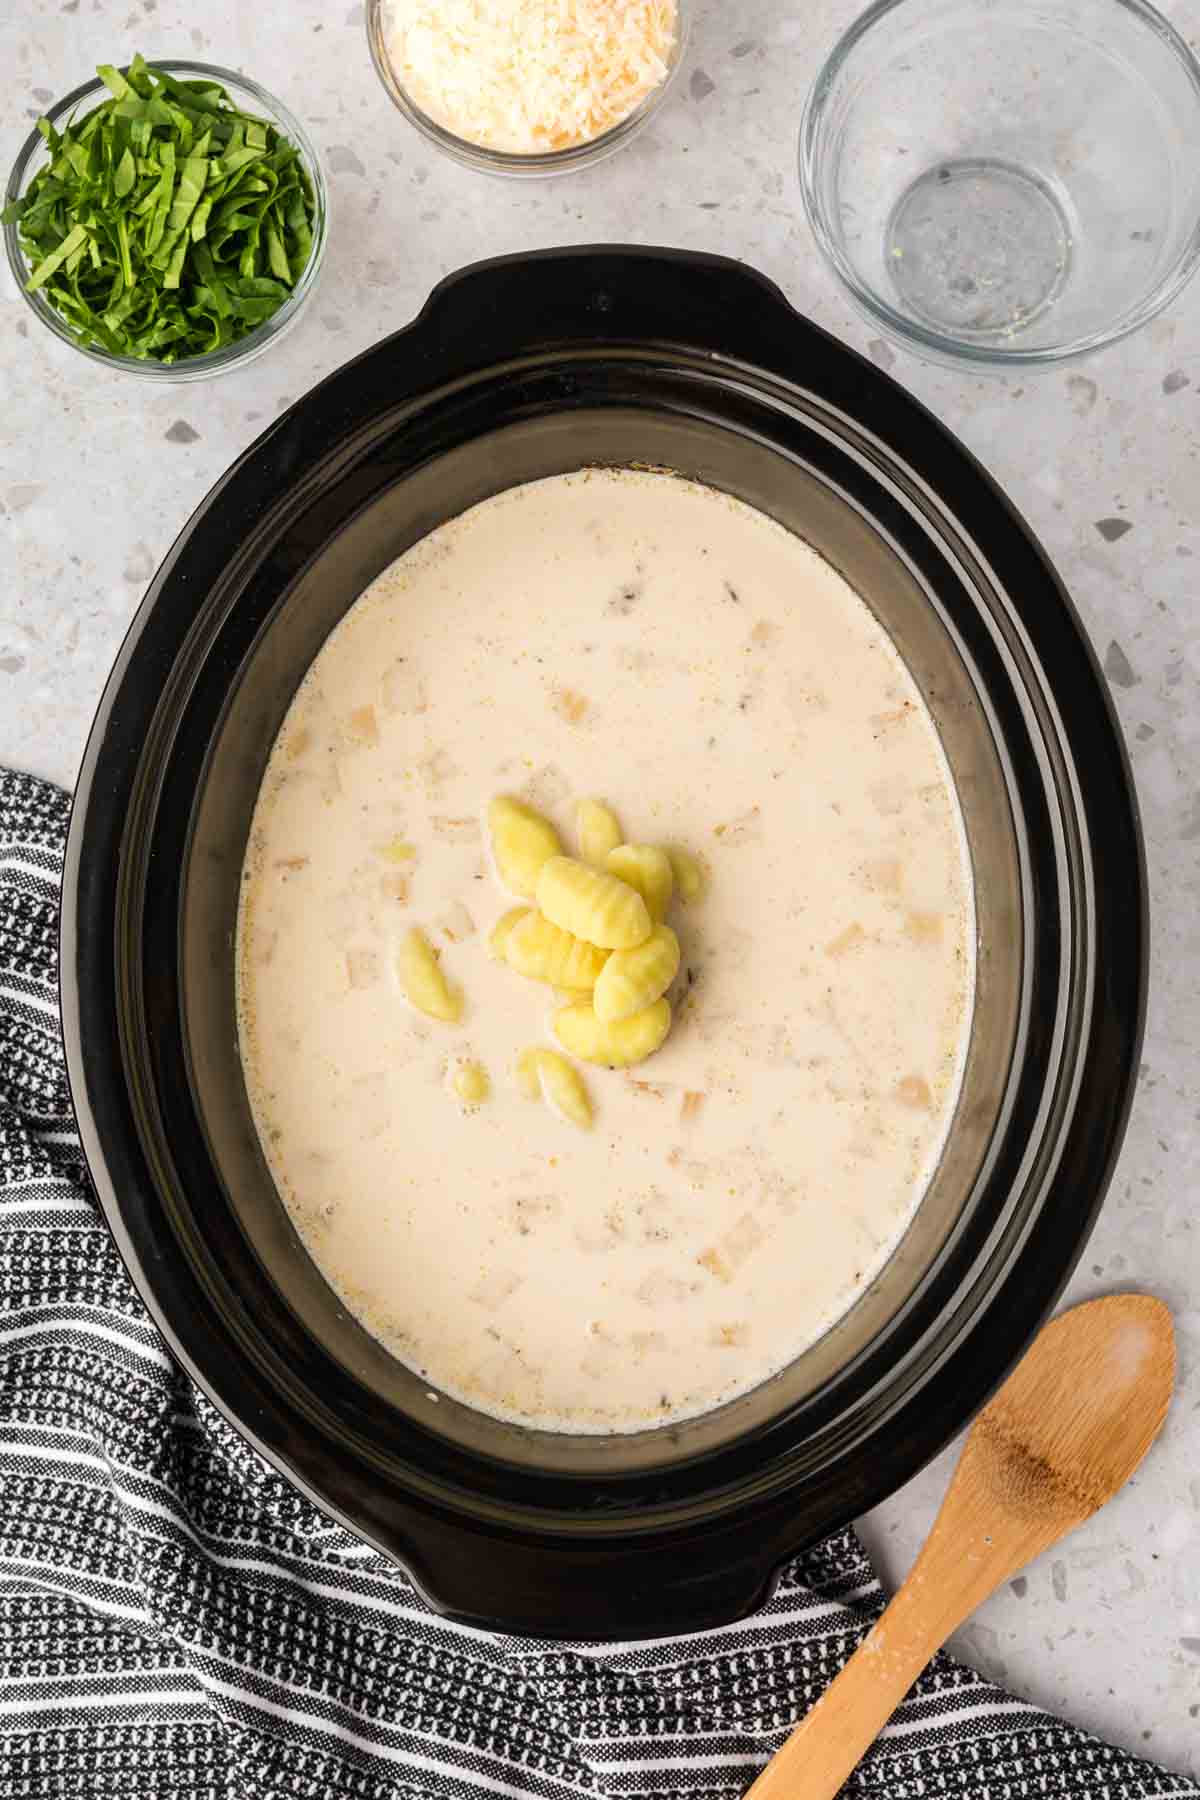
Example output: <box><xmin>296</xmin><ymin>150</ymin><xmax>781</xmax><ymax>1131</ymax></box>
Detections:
<box><xmin>62</xmin><ymin>248</ymin><xmax>1145</xmax><ymax>1636</ymax></box>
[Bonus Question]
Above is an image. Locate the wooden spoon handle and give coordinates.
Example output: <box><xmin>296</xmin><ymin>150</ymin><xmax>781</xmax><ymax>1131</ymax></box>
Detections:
<box><xmin>746</xmin><ymin>1491</ymin><xmax>1049</xmax><ymax>1800</ymax></box>
<box><xmin>744</xmin><ymin>1569</ymin><xmax>975</xmax><ymax>1800</ymax></box>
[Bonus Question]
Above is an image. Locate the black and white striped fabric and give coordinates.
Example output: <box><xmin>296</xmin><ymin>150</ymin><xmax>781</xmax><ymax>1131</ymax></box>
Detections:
<box><xmin>1</xmin><ymin>764</ymin><xmax>1194</xmax><ymax>1800</ymax></box>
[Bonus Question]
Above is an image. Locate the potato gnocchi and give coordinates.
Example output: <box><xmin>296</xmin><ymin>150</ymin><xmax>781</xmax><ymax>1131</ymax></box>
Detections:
<box><xmin>537</xmin><ymin>854</ymin><xmax>651</xmax><ymax>950</ymax></box>
<box><xmin>514</xmin><ymin>1046</ymin><xmax>544</xmax><ymax>1102</ymax></box>
<box><xmin>488</xmin><ymin>906</ymin><xmax>530</xmax><ymax>962</ymax></box>
<box><xmin>452</xmin><ymin>1060</ymin><xmax>490</xmax><ymax>1104</ymax></box>
<box><xmin>594</xmin><ymin>924</ymin><xmax>680</xmax><ymax>1024</ymax></box>
<box><xmin>554</xmin><ymin>995</ymin><xmax>672</xmax><ymax>1068</ymax></box>
<box><xmin>606</xmin><ymin>843</ymin><xmax>674</xmax><ymax>924</ymax></box>
<box><xmin>517</xmin><ymin>1047</ymin><xmax>593</xmax><ymax>1130</ymax></box>
<box><xmin>398</xmin><ymin>927</ymin><xmax>461</xmax><ymax>1023</ymax></box>
<box><xmin>487</xmin><ymin>794</ymin><xmax>706</xmax><ymax>1079</ymax></box>
<box><xmin>577</xmin><ymin>797</ymin><xmax>623</xmax><ymax>867</ymax></box>
<box><xmin>505</xmin><ymin>910</ymin><xmax>609</xmax><ymax>991</ymax></box>
<box><xmin>666</xmin><ymin>845</ymin><xmax>706</xmax><ymax>904</ymax></box>
<box><xmin>487</xmin><ymin>796</ymin><xmax>561</xmax><ymax>899</ymax></box>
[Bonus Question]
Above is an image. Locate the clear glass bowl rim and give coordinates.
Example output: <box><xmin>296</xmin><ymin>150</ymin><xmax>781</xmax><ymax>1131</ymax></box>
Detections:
<box><xmin>798</xmin><ymin>0</ymin><xmax>1200</xmax><ymax>366</ymax></box>
<box><xmin>365</xmin><ymin>0</ymin><xmax>690</xmax><ymax>176</ymax></box>
<box><xmin>3</xmin><ymin>59</ymin><xmax>328</xmax><ymax>380</ymax></box>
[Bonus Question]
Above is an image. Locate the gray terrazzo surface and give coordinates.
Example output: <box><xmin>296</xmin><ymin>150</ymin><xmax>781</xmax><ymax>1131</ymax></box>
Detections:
<box><xmin>2</xmin><ymin>0</ymin><xmax>1197</xmax><ymax>1773</ymax></box>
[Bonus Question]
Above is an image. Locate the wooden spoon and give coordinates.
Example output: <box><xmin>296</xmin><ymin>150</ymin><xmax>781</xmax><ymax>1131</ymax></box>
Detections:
<box><xmin>747</xmin><ymin>1293</ymin><xmax>1175</xmax><ymax>1800</ymax></box>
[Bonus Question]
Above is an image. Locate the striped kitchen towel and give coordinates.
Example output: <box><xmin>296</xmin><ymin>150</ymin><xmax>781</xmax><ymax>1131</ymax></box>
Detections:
<box><xmin>1</xmin><ymin>764</ymin><xmax>1195</xmax><ymax>1800</ymax></box>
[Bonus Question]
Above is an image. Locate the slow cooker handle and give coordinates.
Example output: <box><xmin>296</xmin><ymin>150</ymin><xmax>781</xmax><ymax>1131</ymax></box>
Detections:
<box><xmin>389</xmin><ymin>1500</ymin><xmax>818</xmax><ymax>1640</ymax></box>
<box><xmin>423</xmin><ymin>243</ymin><xmax>800</xmax><ymax>357</ymax></box>
<box><xmin>321</xmin><ymin>246</ymin><xmax>874</xmax><ymax>424</ymax></box>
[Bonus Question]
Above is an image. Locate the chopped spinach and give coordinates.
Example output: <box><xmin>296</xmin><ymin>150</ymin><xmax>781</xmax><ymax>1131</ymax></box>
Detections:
<box><xmin>3</xmin><ymin>54</ymin><xmax>318</xmax><ymax>364</ymax></box>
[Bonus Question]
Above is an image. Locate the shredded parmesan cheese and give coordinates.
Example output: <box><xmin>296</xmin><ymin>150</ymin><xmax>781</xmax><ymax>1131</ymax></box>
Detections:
<box><xmin>387</xmin><ymin>0</ymin><xmax>679</xmax><ymax>154</ymax></box>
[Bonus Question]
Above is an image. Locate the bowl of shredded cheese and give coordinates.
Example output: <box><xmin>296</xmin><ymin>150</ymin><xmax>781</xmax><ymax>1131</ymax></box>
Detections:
<box><xmin>366</xmin><ymin>0</ymin><xmax>686</xmax><ymax>174</ymax></box>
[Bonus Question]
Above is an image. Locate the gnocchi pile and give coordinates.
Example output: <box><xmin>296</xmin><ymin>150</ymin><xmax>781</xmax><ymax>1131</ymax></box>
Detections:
<box><xmin>395</xmin><ymin>792</ymin><xmax>705</xmax><ymax>1131</ymax></box>
<box><xmin>486</xmin><ymin>794</ymin><xmax>704</xmax><ymax>1129</ymax></box>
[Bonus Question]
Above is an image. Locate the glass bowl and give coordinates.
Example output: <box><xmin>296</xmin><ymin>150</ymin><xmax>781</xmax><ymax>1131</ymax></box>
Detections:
<box><xmin>366</xmin><ymin>0</ymin><xmax>689</xmax><ymax>176</ymax></box>
<box><xmin>800</xmin><ymin>0</ymin><xmax>1200</xmax><ymax>365</ymax></box>
<box><xmin>3</xmin><ymin>61</ymin><xmax>327</xmax><ymax>382</ymax></box>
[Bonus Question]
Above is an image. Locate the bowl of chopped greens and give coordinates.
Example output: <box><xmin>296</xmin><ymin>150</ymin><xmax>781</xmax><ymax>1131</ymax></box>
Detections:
<box><xmin>3</xmin><ymin>56</ymin><xmax>326</xmax><ymax>378</ymax></box>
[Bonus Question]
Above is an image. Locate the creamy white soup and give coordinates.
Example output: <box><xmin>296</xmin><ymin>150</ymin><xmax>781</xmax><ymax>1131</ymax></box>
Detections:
<box><xmin>236</xmin><ymin>469</ymin><xmax>974</xmax><ymax>1433</ymax></box>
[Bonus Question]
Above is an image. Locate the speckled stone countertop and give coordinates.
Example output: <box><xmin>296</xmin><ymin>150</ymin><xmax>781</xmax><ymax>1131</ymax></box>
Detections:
<box><xmin>2</xmin><ymin>0</ymin><xmax>1198</xmax><ymax>1772</ymax></box>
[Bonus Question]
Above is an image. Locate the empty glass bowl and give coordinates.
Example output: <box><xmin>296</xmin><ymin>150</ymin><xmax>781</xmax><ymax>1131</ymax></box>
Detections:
<box><xmin>800</xmin><ymin>0</ymin><xmax>1200</xmax><ymax>364</ymax></box>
